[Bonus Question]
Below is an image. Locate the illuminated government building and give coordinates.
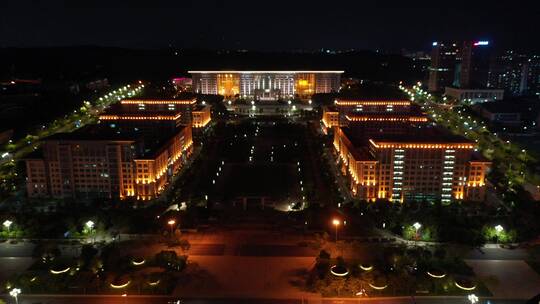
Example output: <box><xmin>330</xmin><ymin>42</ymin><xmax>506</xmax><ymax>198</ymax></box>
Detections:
<box><xmin>189</xmin><ymin>70</ymin><xmax>343</xmax><ymax>100</ymax></box>
<box><xmin>24</xmin><ymin>97</ymin><xmax>212</xmax><ymax>201</ymax></box>
<box><xmin>330</xmin><ymin>99</ymin><xmax>490</xmax><ymax>203</ymax></box>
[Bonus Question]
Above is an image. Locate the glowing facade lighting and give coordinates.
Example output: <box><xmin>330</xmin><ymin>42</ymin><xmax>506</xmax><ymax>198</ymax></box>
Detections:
<box><xmin>345</xmin><ymin>115</ymin><xmax>428</xmax><ymax>122</ymax></box>
<box><xmin>336</xmin><ymin>100</ymin><xmax>411</xmax><ymax>106</ymax></box>
<box><xmin>99</xmin><ymin>114</ymin><xmax>182</xmax><ymax>121</ymax></box>
<box><xmin>120</xmin><ymin>99</ymin><xmax>196</xmax><ymax>105</ymax></box>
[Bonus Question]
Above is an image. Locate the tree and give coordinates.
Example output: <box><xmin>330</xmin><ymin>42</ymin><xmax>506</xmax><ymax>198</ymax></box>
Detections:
<box><xmin>328</xmin><ymin>277</ymin><xmax>347</xmax><ymax>296</ymax></box>
<box><xmin>155</xmin><ymin>250</ymin><xmax>187</xmax><ymax>271</ymax></box>
<box><xmin>402</xmin><ymin>225</ymin><xmax>416</xmax><ymax>240</ymax></box>
<box><xmin>179</xmin><ymin>239</ymin><xmax>191</xmax><ymax>252</ymax></box>
<box><xmin>80</xmin><ymin>245</ymin><xmax>98</xmax><ymax>268</ymax></box>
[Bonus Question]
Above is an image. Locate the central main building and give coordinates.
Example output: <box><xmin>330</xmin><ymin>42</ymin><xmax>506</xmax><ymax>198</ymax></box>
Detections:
<box><xmin>189</xmin><ymin>70</ymin><xmax>343</xmax><ymax>100</ymax></box>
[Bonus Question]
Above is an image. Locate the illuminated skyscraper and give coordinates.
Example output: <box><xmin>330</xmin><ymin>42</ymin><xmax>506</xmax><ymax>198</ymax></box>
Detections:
<box><xmin>428</xmin><ymin>42</ymin><xmax>459</xmax><ymax>92</ymax></box>
<box><xmin>460</xmin><ymin>40</ymin><xmax>492</xmax><ymax>88</ymax></box>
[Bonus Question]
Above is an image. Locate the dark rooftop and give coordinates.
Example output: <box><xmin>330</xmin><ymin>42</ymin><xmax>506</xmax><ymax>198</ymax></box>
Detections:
<box><xmin>342</xmin><ymin>125</ymin><xmax>472</xmax><ymax>148</ymax></box>
<box><xmin>45</xmin><ymin>124</ymin><xmax>143</xmax><ymax>142</ymax></box>
<box><xmin>368</xmin><ymin>126</ymin><xmax>473</xmax><ymax>144</ymax></box>
<box><xmin>345</xmin><ymin>104</ymin><xmax>427</xmax><ymax>117</ymax></box>
<box><xmin>123</xmin><ymin>84</ymin><xmax>195</xmax><ymax>100</ymax></box>
<box><xmin>44</xmin><ymin>123</ymin><xmax>185</xmax><ymax>158</ymax></box>
<box><xmin>475</xmin><ymin>99</ymin><xmax>540</xmax><ymax>115</ymax></box>
<box><xmin>339</xmin><ymin>83</ymin><xmax>408</xmax><ymax>100</ymax></box>
<box><xmin>100</xmin><ymin>103</ymin><xmax>184</xmax><ymax>117</ymax></box>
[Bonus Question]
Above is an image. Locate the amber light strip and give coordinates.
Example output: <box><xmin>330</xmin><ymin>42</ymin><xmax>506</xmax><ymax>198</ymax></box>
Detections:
<box><xmin>189</xmin><ymin>70</ymin><xmax>344</xmax><ymax>74</ymax></box>
<box><xmin>99</xmin><ymin>113</ymin><xmax>181</xmax><ymax>120</ymax></box>
<box><xmin>121</xmin><ymin>99</ymin><xmax>196</xmax><ymax>105</ymax></box>
<box><xmin>369</xmin><ymin>139</ymin><xmax>474</xmax><ymax>149</ymax></box>
<box><xmin>346</xmin><ymin>115</ymin><xmax>428</xmax><ymax>122</ymax></box>
<box><xmin>336</xmin><ymin>100</ymin><xmax>411</xmax><ymax>106</ymax></box>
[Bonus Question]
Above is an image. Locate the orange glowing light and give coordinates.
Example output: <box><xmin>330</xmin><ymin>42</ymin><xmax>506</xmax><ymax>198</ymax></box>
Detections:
<box><xmin>121</xmin><ymin>99</ymin><xmax>196</xmax><ymax>105</ymax></box>
<box><xmin>336</xmin><ymin>100</ymin><xmax>411</xmax><ymax>106</ymax></box>
<box><xmin>345</xmin><ymin>115</ymin><xmax>428</xmax><ymax>122</ymax></box>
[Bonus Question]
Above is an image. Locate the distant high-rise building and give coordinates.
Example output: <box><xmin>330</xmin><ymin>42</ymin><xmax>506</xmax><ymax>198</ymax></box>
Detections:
<box><xmin>429</xmin><ymin>40</ymin><xmax>493</xmax><ymax>92</ymax></box>
<box><xmin>526</xmin><ymin>55</ymin><xmax>540</xmax><ymax>97</ymax></box>
<box><xmin>487</xmin><ymin>51</ymin><xmax>529</xmax><ymax>96</ymax></box>
<box><xmin>428</xmin><ymin>42</ymin><xmax>459</xmax><ymax>92</ymax></box>
<box><xmin>460</xmin><ymin>41</ymin><xmax>492</xmax><ymax>88</ymax></box>
<box><xmin>487</xmin><ymin>52</ymin><xmax>540</xmax><ymax>97</ymax></box>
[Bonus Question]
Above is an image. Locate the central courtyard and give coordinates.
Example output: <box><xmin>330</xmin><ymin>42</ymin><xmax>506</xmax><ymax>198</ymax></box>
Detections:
<box><xmin>170</xmin><ymin>116</ymin><xmax>337</xmax><ymax>213</ymax></box>
<box><xmin>212</xmin><ymin>119</ymin><xmax>306</xmax><ymax>210</ymax></box>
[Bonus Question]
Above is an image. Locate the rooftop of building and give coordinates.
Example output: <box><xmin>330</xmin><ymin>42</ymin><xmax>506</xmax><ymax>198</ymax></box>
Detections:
<box><xmin>350</xmin><ymin>146</ymin><xmax>377</xmax><ymax>162</ymax></box>
<box><xmin>339</xmin><ymin>84</ymin><xmax>409</xmax><ymax>101</ymax></box>
<box><xmin>342</xmin><ymin>125</ymin><xmax>473</xmax><ymax>148</ymax></box>
<box><xmin>44</xmin><ymin>123</ymin><xmax>186</xmax><ymax>158</ymax></box>
<box><xmin>100</xmin><ymin>103</ymin><xmax>184</xmax><ymax>117</ymax></box>
<box><xmin>368</xmin><ymin>127</ymin><xmax>473</xmax><ymax>144</ymax></box>
<box><xmin>474</xmin><ymin>99</ymin><xmax>540</xmax><ymax>115</ymax></box>
<box><xmin>445</xmin><ymin>86</ymin><xmax>504</xmax><ymax>92</ymax></box>
<box><xmin>344</xmin><ymin>104</ymin><xmax>427</xmax><ymax>118</ymax></box>
<box><xmin>193</xmin><ymin>104</ymin><xmax>211</xmax><ymax>111</ymax></box>
<box><xmin>123</xmin><ymin>85</ymin><xmax>196</xmax><ymax>101</ymax></box>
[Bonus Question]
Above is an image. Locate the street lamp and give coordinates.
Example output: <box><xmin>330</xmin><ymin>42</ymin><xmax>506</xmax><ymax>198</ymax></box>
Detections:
<box><xmin>86</xmin><ymin>220</ymin><xmax>95</xmax><ymax>243</ymax></box>
<box><xmin>3</xmin><ymin>219</ymin><xmax>13</xmax><ymax>232</ymax></box>
<box><xmin>9</xmin><ymin>288</ymin><xmax>21</xmax><ymax>304</ymax></box>
<box><xmin>494</xmin><ymin>224</ymin><xmax>504</xmax><ymax>243</ymax></box>
<box><xmin>167</xmin><ymin>219</ymin><xmax>176</xmax><ymax>237</ymax></box>
<box><xmin>86</xmin><ymin>220</ymin><xmax>95</xmax><ymax>230</ymax></box>
<box><xmin>468</xmin><ymin>294</ymin><xmax>479</xmax><ymax>304</ymax></box>
<box><xmin>332</xmin><ymin>219</ymin><xmax>341</xmax><ymax>242</ymax></box>
<box><xmin>413</xmin><ymin>222</ymin><xmax>422</xmax><ymax>240</ymax></box>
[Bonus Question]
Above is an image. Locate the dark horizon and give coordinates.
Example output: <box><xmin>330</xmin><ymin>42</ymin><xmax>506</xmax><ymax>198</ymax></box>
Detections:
<box><xmin>2</xmin><ymin>0</ymin><xmax>540</xmax><ymax>53</ymax></box>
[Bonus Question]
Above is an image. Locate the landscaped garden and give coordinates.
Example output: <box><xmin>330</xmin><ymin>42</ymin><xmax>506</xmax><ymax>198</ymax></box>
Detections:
<box><xmin>4</xmin><ymin>241</ymin><xmax>195</xmax><ymax>295</ymax></box>
<box><xmin>306</xmin><ymin>247</ymin><xmax>491</xmax><ymax>297</ymax></box>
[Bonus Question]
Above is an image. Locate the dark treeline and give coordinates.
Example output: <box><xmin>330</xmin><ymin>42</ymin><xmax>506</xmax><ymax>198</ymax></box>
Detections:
<box><xmin>0</xmin><ymin>47</ymin><xmax>422</xmax><ymax>84</ymax></box>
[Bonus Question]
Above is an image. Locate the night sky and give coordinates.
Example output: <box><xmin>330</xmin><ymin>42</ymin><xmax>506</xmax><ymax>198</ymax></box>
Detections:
<box><xmin>1</xmin><ymin>0</ymin><xmax>539</xmax><ymax>52</ymax></box>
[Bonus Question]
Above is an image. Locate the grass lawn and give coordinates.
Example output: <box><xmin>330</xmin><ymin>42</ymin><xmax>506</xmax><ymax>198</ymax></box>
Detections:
<box><xmin>220</xmin><ymin>163</ymin><xmax>298</xmax><ymax>200</ymax></box>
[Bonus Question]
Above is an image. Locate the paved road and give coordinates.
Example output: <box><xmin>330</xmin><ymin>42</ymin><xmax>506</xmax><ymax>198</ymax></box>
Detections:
<box><xmin>235</xmin><ymin>244</ymin><xmax>316</xmax><ymax>257</ymax></box>
<box><xmin>466</xmin><ymin>248</ymin><xmax>528</xmax><ymax>260</ymax></box>
<box><xmin>189</xmin><ymin>244</ymin><xmax>226</xmax><ymax>256</ymax></box>
<box><xmin>6</xmin><ymin>295</ymin><xmax>527</xmax><ymax>304</ymax></box>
